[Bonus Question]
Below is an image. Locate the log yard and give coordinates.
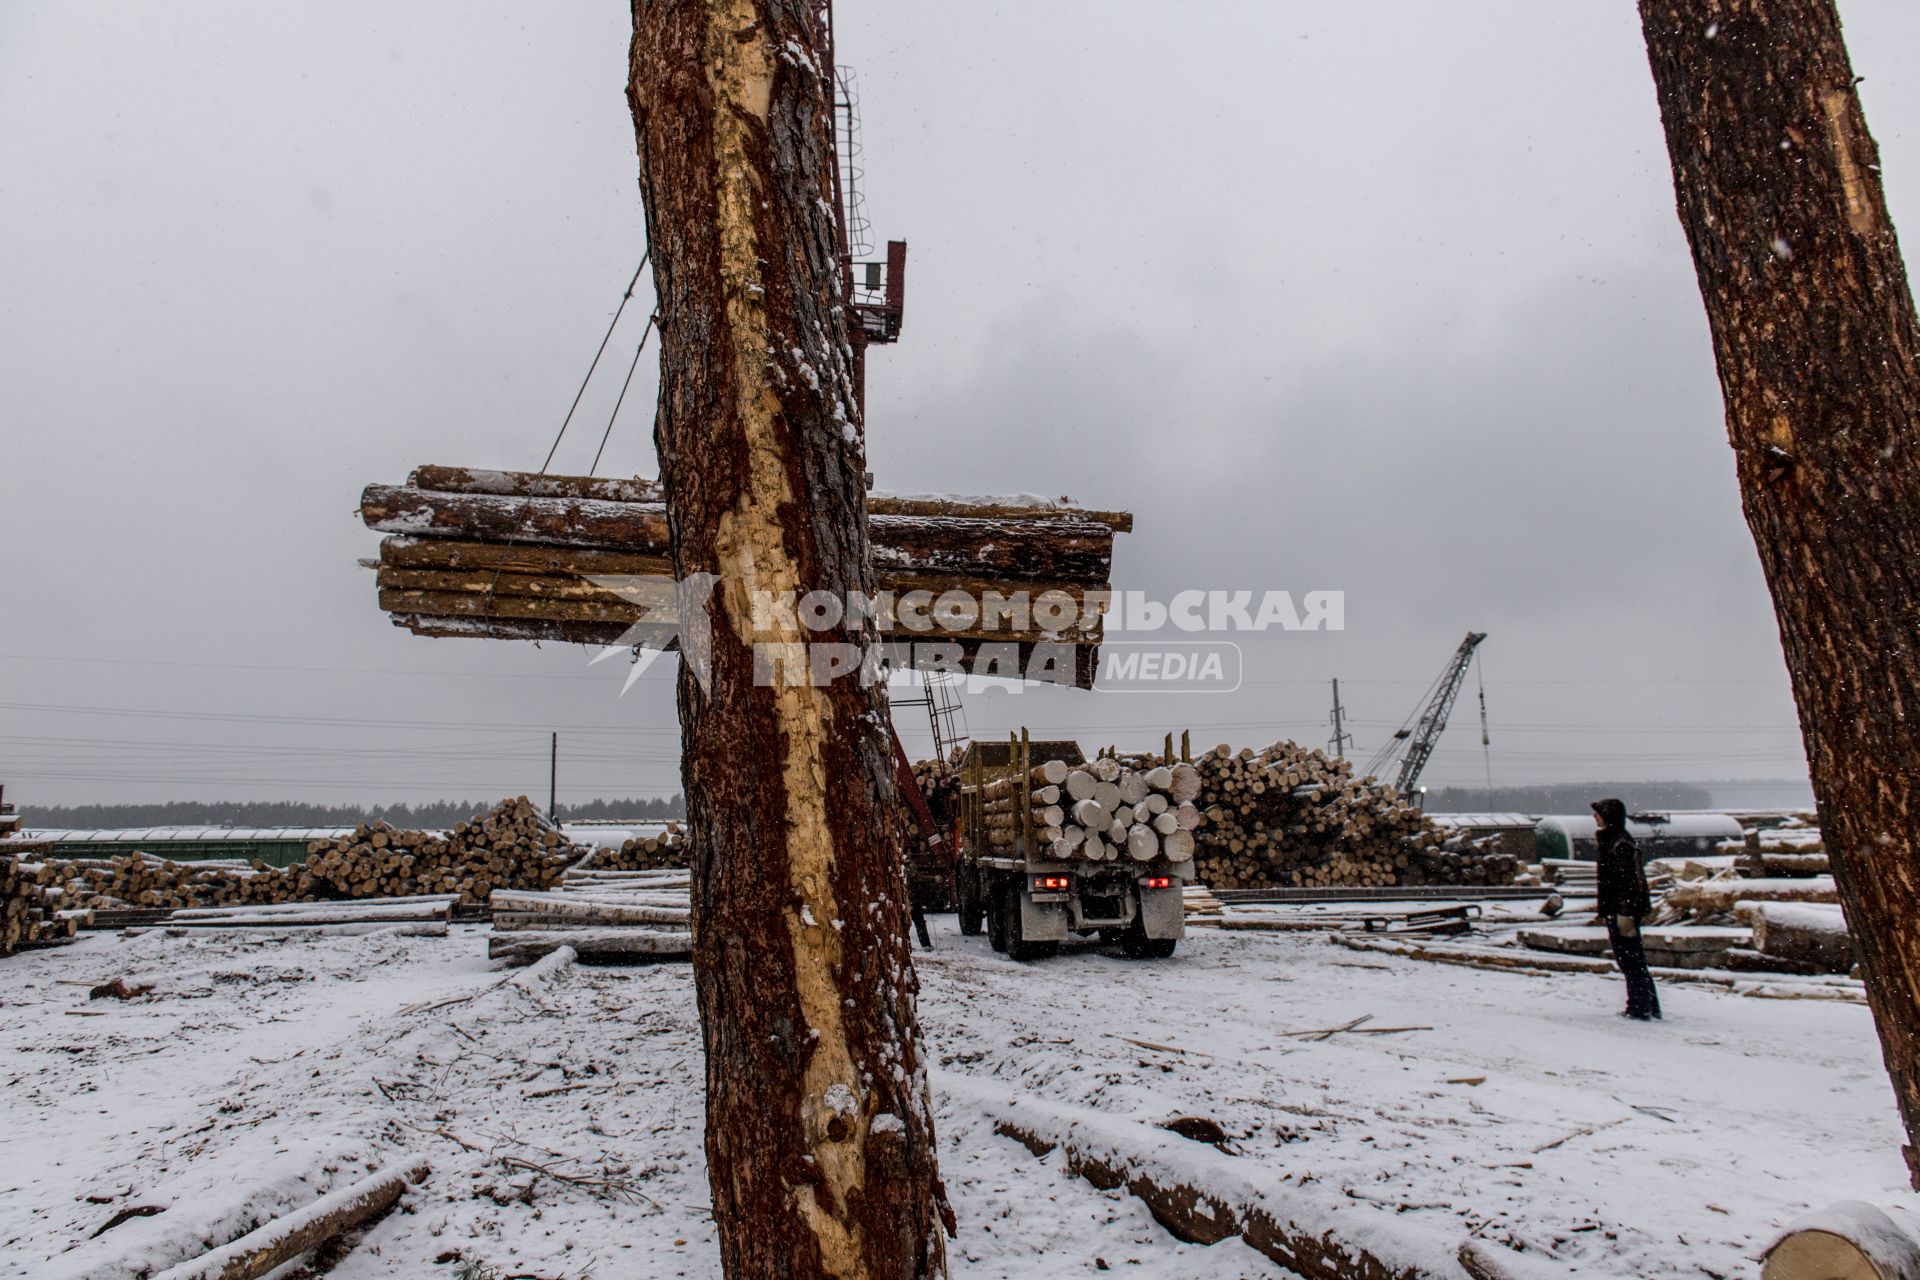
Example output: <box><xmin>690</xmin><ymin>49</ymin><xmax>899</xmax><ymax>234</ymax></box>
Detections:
<box><xmin>5</xmin><ymin>3</ymin><xmax>1920</xmax><ymax>1279</ymax></box>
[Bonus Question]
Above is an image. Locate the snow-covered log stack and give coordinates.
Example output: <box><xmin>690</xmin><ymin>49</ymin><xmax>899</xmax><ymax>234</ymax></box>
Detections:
<box><xmin>43</xmin><ymin>798</ymin><xmax>575</xmax><ymax>912</ymax></box>
<box><xmin>1</xmin><ymin>855</ymin><xmax>80</xmax><ymax>954</ymax></box>
<box><xmin>986</xmin><ymin>756</ymin><xmax>1202</xmax><ymax>865</ymax></box>
<box><xmin>577</xmin><ymin>825</ymin><xmax>689</xmax><ymax>872</ymax></box>
<box><xmin>1187</xmin><ymin>741</ymin><xmax>1519</xmax><ymax>890</ymax></box>
<box><xmin>359</xmin><ymin>465</ymin><xmax>1132</xmax><ymax>689</ymax></box>
<box><xmin>302</xmin><ymin>797</ymin><xmax>570</xmax><ymax>904</ymax></box>
<box><xmin>42</xmin><ymin>852</ymin><xmax>270</xmax><ymax>911</ymax></box>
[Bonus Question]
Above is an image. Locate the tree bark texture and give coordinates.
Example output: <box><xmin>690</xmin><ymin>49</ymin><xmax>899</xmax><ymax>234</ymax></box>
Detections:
<box><xmin>627</xmin><ymin>2</ymin><xmax>952</xmax><ymax>1275</ymax></box>
<box><xmin>1638</xmin><ymin>0</ymin><xmax>1920</xmax><ymax>1182</ymax></box>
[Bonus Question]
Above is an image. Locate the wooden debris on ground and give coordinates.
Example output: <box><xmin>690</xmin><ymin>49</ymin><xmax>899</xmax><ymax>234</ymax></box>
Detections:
<box><xmin>1659</xmin><ymin>876</ymin><xmax>1841</xmax><ymax>922</ymax></box>
<box><xmin>487</xmin><ymin>869</ymin><xmax>694</xmax><ymax>967</ymax></box>
<box><xmin>149</xmin><ymin>1156</ymin><xmax>430</xmax><ymax>1280</ymax></box>
<box><xmin>1737</xmin><ymin>901</ymin><xmax>1855</xmax><ymax>975</ymax></box>
<box><xmin>1761</xmin><ymin>1200</ymin><xmax>1920</xmax><ymax>1280</ymax></box>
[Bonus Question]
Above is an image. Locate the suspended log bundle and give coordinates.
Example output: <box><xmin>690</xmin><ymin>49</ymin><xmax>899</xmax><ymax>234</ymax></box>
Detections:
<box><xmin>39</xmin><ymin>798</ymin><xmax>576</xmax><ymax>914</ymax></box>
<box><xmin>359</xmin><ymin>467</ymin><xmax>1131</xmax><ymax>688</ymax></box>
<box><xmin>1187</xmin><ymin>741</ymin><xmax>1520</xmax><ymax>890</ymax></box>
<box><xmin>576</xmin><ymin>825</ymin><xmax>689</xmax><ymax>872</ymax></box>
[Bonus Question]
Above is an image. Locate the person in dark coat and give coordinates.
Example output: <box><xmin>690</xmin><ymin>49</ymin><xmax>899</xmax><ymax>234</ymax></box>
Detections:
<box><xmin>1592</xmin><ymin>798</ymin><xmax>1660</xmax><ymax>1020</ymax></box>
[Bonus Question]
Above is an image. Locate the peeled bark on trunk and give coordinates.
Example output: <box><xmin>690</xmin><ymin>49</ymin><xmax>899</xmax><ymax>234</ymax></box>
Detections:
<box><xmin>628</xmin><ymin>3</ymin><xmax>951</xmax><ymax>1274</ymax></box>
<box><xmin>1638</xmin><ymin>0</ymin><xmax>1920</xmax><ymax>1183</ymax></box>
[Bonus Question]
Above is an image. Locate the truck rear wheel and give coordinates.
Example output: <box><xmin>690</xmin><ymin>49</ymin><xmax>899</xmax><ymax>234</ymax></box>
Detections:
<box><xmin>957</xmin><ymin>864</ymin><xmax>984</xmax><ymax>936</ymax></box>
<box><xmin>996</xmin><ymin>885</ymin><xmax>1056</xmax><ymax>962</ymax></box>
<box><xmin>1120</xmin><ymin>931</ymin><xmax>1178</xmax><ymax>960</ymax></box>
<box><xmin>986</xmin><ymin>882</ymin><xmax>1010</xmax><ymax>953</ymax></box>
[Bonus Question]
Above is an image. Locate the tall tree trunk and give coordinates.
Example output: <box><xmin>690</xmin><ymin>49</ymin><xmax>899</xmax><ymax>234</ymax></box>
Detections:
<box><xmin>1638</xmin><ymin>0</ymin><xmax>1920</xmax><ymax>1183</ymax></box>
<box><xmin>626</xmin><ymin>2</ymin><xmax>953</xmax><ymax>1273</ymax></box>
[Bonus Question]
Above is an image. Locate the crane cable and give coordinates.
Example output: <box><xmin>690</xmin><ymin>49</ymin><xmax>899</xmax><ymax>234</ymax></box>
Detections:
<box><xmin>589</xmin><ymin>314</ymin><xmax>658</xmax><ymax>477</ymax></box>
<box><xmin>485</xmin><ymin>252</ymin><xmax>652</xmax><ymax>624</ymax></box>
<box><xmin>539</xmin><ymin>252</ymin><xmax>650</xmax><ymax>475</ymax></box>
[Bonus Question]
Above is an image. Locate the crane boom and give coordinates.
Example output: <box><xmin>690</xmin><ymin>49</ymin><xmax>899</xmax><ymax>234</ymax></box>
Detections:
<box><xmin>1392</xmin><ymin>631</ymin><xmax>1488</xmax><ymax>798</ymax></box>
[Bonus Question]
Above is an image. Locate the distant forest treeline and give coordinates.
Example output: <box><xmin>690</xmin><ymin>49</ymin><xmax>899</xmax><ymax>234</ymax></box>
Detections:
<box><xmin>1425</xmin><ymin>782</ymin><xmax>1712</xmax><ymax>814</ymax></box>
<box><xmin>19</xmin><ymin>795</ymin><xmax>687</xmax><ymax>830</ymax></box>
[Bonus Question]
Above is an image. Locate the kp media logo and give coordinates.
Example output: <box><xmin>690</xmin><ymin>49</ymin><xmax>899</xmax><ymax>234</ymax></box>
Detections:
<box><xmin>574</xmin><ymin>575</ymin><xmax>1341</xmax><ymax>695</ymax></box>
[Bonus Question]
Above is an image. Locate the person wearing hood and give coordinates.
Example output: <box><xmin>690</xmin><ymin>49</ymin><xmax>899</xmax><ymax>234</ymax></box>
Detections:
<box><xmin>1592</xmin><ymin>798</ymin><xmax>1660</xmax><ymax>1021</ymax></box>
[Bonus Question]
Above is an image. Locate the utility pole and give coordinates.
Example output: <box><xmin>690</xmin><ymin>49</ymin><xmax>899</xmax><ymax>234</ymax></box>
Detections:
<box><xmin>549</xmin><ymin>732</ymin><xmax>558</xmax><ymax>820</ymax></box>
<box><xmin>1327</xmin><ymin>678</ymin><xmax>1352</xmax><ymax>760</ymax></box>
<box><xmin>1478</xmin><ymin>680</ymin><xmax>1493</xmax><ymax>809</ymax></box>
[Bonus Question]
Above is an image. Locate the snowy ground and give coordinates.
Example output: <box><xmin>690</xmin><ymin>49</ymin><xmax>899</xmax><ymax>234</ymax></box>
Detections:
<box><xmin>1</xmin><ymin>916</ymin><xmax>1908</xmax><ymax>1279</ymax></box>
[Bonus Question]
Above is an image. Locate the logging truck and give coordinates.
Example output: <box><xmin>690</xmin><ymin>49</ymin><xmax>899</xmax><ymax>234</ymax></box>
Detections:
<box><xmin>953</xmin><ymin>736</ymin><xmax>1189</xmax><ymax>961</ymax></box>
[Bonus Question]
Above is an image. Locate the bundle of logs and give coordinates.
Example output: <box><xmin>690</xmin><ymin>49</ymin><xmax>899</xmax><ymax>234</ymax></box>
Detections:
<box><xmin>576</xmin><ymin>825</ymin><xmax>689</xmax><ymax>872</ymax></box>
<box><xmin>2</xmin><ymin>854</ymin><xmax>81</xmax><ymax>954</ymax></box>
<box><xmin>1188</xmin><ymin>741</ymin><xmax>1522</xmax><ymax>890</ymax></box>
<box><xmin>359</xmin><ymin>466</ymin><xmax>1133</xmax><ymax>688</ymax></box>
<box><xmin>301</xmin><ymin>796</ymin><xmax>572</xmax><ymax>904</ymax></box>
<box><xmin>35</xmin><ymin>798</ymin><xmax>573</xmax><ymax>914</ymax></box>
<box><xmin>980</xmin><ymin>755</ymin><xmax>1202</xmax><ymax>864</ymax></box>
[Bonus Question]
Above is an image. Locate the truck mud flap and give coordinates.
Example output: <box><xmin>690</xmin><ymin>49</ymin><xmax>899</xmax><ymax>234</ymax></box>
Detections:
<box><xmin>1020</xmin><ymin>894</ymin><xmax>1070</xmax><ymax>942</ymax></box>
<box><xmin>1138</xmin><ymin>886</ymin><xmax>1186</xmax><ymax>940</ymax></box>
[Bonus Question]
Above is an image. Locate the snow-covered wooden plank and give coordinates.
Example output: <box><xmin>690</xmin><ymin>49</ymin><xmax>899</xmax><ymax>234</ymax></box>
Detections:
<box><xmin>149</xmin><ymin>1156</ymin><xmax>428</xmax><ymax>1280</ymax></box>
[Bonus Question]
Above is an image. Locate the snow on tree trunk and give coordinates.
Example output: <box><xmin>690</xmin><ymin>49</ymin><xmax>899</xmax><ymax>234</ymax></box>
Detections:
<box><xmin>1638</xmin><ymin>0</ymin><xmax>1920</xmax><ymax>1184</ymax></box>
<box><xmin>626</xmin><ymin>1</ymin><xmax>952</xmax><ymax>1274</ymax></box>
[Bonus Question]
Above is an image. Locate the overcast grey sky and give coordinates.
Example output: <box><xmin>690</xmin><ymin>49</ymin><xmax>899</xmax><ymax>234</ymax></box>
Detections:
<box><xmin>6</xmin><ymin>1</ymin><xmax>1917</xmax><ymax>809</ymax></box>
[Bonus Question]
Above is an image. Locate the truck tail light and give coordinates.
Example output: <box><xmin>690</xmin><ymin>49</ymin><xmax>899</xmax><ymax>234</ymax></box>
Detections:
<box><xmin>1141</xmin><ymin>876</ymin><xmax>1174</xmax><ymax>890</ymax></box>
<box><xmin>1032</xmin><ymin>875</ymin><xmax>1071</xmax><ymax>892</ymax></box>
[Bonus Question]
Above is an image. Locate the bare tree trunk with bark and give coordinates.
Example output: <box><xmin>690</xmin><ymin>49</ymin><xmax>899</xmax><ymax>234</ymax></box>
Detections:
<box><xmin>1638</xmin><ymin>0</ymin><xmax>1920</xmax><ymax>1183</ymax></box>
<box><xmin>626</xmin><ymin>1</ymin><xmax>952</xmax><ymax>1271</ymax></box>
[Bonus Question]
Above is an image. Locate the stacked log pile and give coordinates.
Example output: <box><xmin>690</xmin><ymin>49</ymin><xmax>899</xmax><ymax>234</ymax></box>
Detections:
<box><xmin>41</xmin><ymin>852</ymin><xmax>269</xmax><ymax>912</ymax></box>
<box><xmin>976</xmin><ymin>756</ymin><xmax>1202</xmax><ymax>866</ymax></box>
<box><xmin>360</xmin><ymin>466</ymin><xmax>1132</xmax><ymax>688</ymax></box>
<box><xmin>38</xmin><ymin>798</ymin><xmax>574</xmax><ymax>914</ymax></box>
<box><xmin>301</xmin><ymin>798</ymin><xmax>571</xmax><ymax>904</ymax></box>
<box><xmin>2</xmin><ymin>856</ymin><xmax>81</xmax><ymax>954</ymax></box>
<box><xmin>1188</xmin><ymin>741</ymin><xmax>1520</xmax><ymax>889</ymax></box>
<box><xmin>577</xmin><ymin>825</ymin><xmax>689</xmax><ymax>872</ymax></box>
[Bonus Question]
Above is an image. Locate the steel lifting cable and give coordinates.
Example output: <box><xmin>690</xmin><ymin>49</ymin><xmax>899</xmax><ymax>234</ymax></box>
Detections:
<box><xmin>588</xmin><ymin>314</ymin><xmax>659</xmax><ymax>477</ymax></box>
<box><xmin>484</xmin><ymin>253</ymin><xmax>650</xmax><ymax>629</ymax></box>
<box><xmin>540</xmin><ymin>252</ymin><xmax>650</xmax><ymax>475</ymax></box>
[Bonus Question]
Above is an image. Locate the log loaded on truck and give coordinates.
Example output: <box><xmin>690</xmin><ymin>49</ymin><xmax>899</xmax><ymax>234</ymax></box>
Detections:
<box><xmin>953</xmin><ymin>735</ymin><xmax>1198</xmax><ymax>960</ymax></box>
